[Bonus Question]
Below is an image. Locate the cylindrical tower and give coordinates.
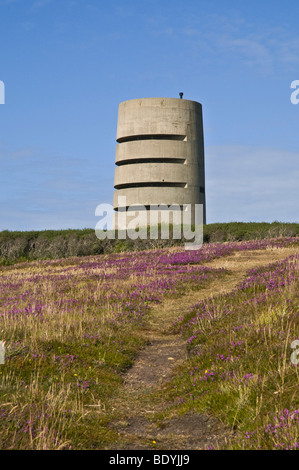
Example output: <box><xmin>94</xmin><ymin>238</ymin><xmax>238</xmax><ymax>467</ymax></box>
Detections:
<box><xmin>113</xmin><ymin>97</ymin><xmax>206</xmax><ymax>228</ymax></box>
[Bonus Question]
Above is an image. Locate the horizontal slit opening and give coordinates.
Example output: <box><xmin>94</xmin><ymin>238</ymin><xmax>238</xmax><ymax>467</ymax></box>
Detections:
<box><xmin>114</xmin><ymin>182</ymin><xmax>187</xmax><ymax>190</ymax></box>
<box><xmin>116</xmin><ymin>158</ymin><xmax>186</xmax><ymax>166</ymax></box>
<box><xmin>115</xmin><ymin>205</ymin><xmax>184</xmax><ymax>212</ymax></box>
<box><xmin>117</xmin><ymin>134</ymin><xmax>187</xmax><ymax>143</ymax></box>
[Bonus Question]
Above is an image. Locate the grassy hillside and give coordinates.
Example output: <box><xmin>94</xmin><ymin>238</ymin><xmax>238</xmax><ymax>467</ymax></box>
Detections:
<box><xmin>0</xmin><ymin>222</ymin><xmax>298</xmax><ymax>265</ymax></box>
<box><xmin>0</xmin><ymin>237</ymin><xmax>298</xmax><ymax>449</ymax></box>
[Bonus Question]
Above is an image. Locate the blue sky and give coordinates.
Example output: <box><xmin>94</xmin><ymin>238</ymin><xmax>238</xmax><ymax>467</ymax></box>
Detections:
<box><xmin>0</xmin><ymin>0</ymin><xmax>298</xmax><ymax>230</ymax></box>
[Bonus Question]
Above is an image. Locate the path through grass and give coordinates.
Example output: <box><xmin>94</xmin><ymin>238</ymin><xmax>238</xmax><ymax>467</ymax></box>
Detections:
<box><xmin>106</xmin><ymin>245</ymin><xmax>299</xmax><ymax>450</ymax></box>
<box><xmin>0</xmin><ymin>239</ymin><xmax>298</xmax><ymax>449</ymax></box>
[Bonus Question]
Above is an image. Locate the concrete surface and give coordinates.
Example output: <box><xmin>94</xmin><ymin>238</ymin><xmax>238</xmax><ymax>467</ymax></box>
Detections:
<box><xmin>113</xmin><ymin>97</ymin><xmax>206</xmax><ymax>228</ymax></box>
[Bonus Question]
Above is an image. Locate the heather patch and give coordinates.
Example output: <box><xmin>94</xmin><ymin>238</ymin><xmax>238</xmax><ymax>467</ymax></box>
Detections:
<box><xmin>165</xmin><ymin>252</ymin><xmax>298</xmax><ymax>449</ymax></box>
<box><xmin>0</xmin><ymin>237</ymin><xmax>297</xmax><ymax>449</ymax></box>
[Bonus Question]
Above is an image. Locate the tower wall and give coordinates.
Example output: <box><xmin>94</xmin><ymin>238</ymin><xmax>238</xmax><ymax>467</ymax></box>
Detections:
<box><xmin>113</xmin><ymin>97</ymin><xmax>206</xmax><ymax>227</ymax></box>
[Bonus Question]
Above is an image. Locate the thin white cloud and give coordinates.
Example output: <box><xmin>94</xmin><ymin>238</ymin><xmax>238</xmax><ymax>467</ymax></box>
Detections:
<box><xmin>0</xmin><ymin>0</ymin><xmax>19</xmax><ymax>5</ymax></box>
<box><xmin>0</xmin><ymin>143</ymin><xmax>112</xmax><ymax>230</ymax></box>
<box><xmin>205</xmin><ymin>145</ymin><xmax>299</xmax><ymax>223</ymax></box>
<box><xmin>180</xmin><ymin>14</ymin><xmax>299</xmax><ymax>75</ymax></box>
<box><xmin>31</xmin><ymin>0</ymin><xmax>54</xmax><ymax>8</ymax></box>
<box><xmin>219</xmin><ymin>36</ymin><xmax>273</xmax><ymax>70</ymax></box>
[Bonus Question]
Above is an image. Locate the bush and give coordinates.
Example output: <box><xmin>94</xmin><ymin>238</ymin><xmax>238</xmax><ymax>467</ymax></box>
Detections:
<box><xmin>0</xmin><ymin>222</ymin><xmax>298</xmax><ymax>264</ymax></box>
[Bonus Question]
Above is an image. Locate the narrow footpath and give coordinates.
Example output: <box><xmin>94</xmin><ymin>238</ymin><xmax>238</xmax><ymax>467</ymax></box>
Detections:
<box><xmin>107</xmin><ymin>245</ymin><xmax>298</xmax><ymax>450</ymax></box>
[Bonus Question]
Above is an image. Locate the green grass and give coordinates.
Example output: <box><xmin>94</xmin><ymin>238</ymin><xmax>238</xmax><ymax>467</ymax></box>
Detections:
<box><xmin>1</xmin><ymin>222</ymin><xmax>298</xmax><ymax>264</ymax></box>
<box><xmin>0</xmin><ymin>323</ymin><xmax>146</xmax><ymax>449</ymax></box>
<box><xmin>160</xmin><ymin>254</ymin><xmax>299</xmax><ymax>449</ymax></box>
<box><xmin>0</xmin><ymin>239</ymin><xmax>298</xmax><ymax>449</ymax></box>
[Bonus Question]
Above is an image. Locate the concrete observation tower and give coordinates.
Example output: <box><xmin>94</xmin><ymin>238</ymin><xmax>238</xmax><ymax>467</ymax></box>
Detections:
<box><xmin>113</xmin><ymin>95</ymin><xmax>206</xmax><ymax>229</ymax></box>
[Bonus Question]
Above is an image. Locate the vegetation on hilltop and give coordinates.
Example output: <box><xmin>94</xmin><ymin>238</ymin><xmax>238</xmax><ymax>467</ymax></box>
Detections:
<box><xmin>0</xmin><ymin>222</ymin><xmax>298</xmax><ymax>265</ymax></box>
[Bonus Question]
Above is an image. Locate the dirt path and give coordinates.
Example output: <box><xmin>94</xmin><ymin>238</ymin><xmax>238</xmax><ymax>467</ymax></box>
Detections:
<box><xmin>107</xmin><ymin>245</ymin><xmax>298</xmax><ymax>450</ymax></box>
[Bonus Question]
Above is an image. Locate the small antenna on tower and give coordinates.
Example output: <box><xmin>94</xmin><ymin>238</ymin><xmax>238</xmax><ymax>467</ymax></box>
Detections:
<box><xmin>179</xmin><ymin>92</ymin><xmax>183</xmax><ymax>99</ymax></box>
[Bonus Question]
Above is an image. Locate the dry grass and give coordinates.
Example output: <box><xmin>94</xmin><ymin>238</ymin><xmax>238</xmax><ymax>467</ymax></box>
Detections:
<box><xmin>0</xmin><ymin>240</ymin><xmax>298</xmax><ymax>449</ymax></box>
